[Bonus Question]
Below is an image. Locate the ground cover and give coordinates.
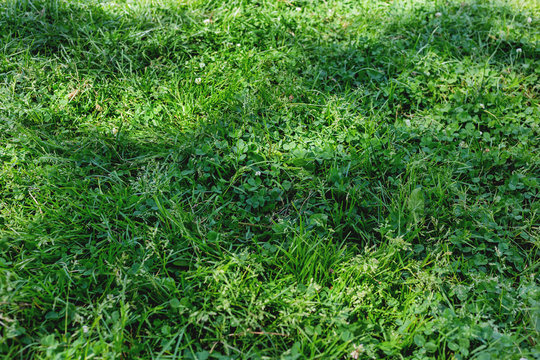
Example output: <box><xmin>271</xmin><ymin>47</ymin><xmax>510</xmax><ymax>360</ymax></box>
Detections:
<box><xmin>0</xmin><ymin>0</ymin><xmax>539</xmax><ymax>358</ymax></box>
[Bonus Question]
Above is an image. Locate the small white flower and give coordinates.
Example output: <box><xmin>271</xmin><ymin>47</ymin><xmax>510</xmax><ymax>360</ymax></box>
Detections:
<box><xmin>255</xmin><ymin>171</ymin><xmax>261</xmax><ymax>176</ymax></box>
<box><xmin>435</xmin><ymin>12</ymin><xmax>442</xmax><ymax>17</ymax></box>
<box><xmin>479</xmin><ymin>103</ymin><xmax>485</xmax><ymax>109</ymax></box>
<box><xmin>195</xmin><ymin>78</ymin><xmax>202</xmax><ymax>84</ymax></box>
<box><xmin>237</xmin><ymin>43</ymin><xmax>241</xmax><ymax>47</ymax></box>
<box><xmin>350</xmin><ymin>344</ymin><xmax>365</xmax><ymax>359</ymax></box>
<box><xmin>405</xmin><ymin>119</ymin><xmax>411</xmax><ymax>127</ymax></box>
<box><xmin>527</xmin><ymin>17</ymin><xmax>532</xmax><ymax>24</ymax></box>
<box><xmin>203</xmin><ymin>19</ymin><xmax>211</xmax><ymax>24</ymax></box>
<box><xmin>295</xmin><ymin>7</ymin><xmax>301</xmax><ymax>12</ymax></box>
<box><xmin>199</xmin><ymin>62</ymin><xmax>206</xmax><ymax>68</ymax></box>
<box><xmin>82</xmin><ymin>325</ymin><xmax>89</xmax><ymax>334</ymax></box>
<box><xmin>516</xmin><ymin>48</ymin><xmax>522</xmax><ymax>53</ymax></box>
<box><xmin>112</xmin><ymin>127</ymin><xmax>118</xmax><ymax>135</ymax></box>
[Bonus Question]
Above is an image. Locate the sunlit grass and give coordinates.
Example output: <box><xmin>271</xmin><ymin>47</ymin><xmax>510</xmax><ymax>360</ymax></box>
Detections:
<box><xmin>0</xmin><ymin>0</ymin><xmax>539</xmax><ymax>358</ymax></box>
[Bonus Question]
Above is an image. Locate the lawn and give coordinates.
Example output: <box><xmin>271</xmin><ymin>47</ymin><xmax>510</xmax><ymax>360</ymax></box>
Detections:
<box><xmin>0</xmin><ymin>0</ymin><xmax>539</xmax><ymax>358</ymax></box>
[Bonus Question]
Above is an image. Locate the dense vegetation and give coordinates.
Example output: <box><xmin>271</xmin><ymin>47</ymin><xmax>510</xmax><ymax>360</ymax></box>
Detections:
<box><xmin>1</xmin><ymin>0</ymin><xmax>539</xmax><ymax>358</ymax></box>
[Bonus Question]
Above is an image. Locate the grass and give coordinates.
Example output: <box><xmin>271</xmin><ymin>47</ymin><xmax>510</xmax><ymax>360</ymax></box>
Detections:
<box><xmin>0</xmin><ymin>0</ymin><xmax>539</xmax><ymax>358</ymax></box>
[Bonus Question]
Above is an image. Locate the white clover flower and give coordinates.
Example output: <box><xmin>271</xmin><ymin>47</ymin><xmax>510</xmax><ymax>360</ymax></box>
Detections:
<box><xmin>405</xmin><ymin>119</ymin><xmax>411</xmax><ymax>127</ymax></box>
<box><xmin>82</xmin><ymin>325</ymin><xmax>89</xmax><ymax>334</ymax></box>
<box><xmin>195</xmin><ymin>78</ymin><xmax>202</xmax><ymax>84</ymax></box>
<box><xmin>527</xmin><ymin>17</ymin><xmax>532</xmax><ymax>24</ymax></box>
<box><xmin>203</xmin><ymin>19</ymin><xmax>211</xmax><ymax>24</ymax></box>
<box><xmin>237</xmin><ymin>43</ymin><xmax>241</xmax><ymax>47</ymax></box>
<box><xmin>199</xmin><ymin>62</ymin><xmax>206</xmax><ymax>68</ymax></box>
<box><xmin>255</xmin><ymin>171</ymin><xmax>261</xmax><ymax>176</ymax></box>
<box><xmin>295</xmin><ymin>7</ymin><xmax>301</xmax><ymax>12</ymax></box>
<box><xmin>516</xmin><ymin>48</ymin><xmax>522</xmax><ymax>53</ymax></box>
<box><xmin>435</xmin><ymin>12</ymin><xmax>442</xmax><ymax>17</ymax></box>
<box><xmin>350</xmin><ymin>344</ymin><xmax>365</xmax><ymax>359</ymax></box>
<box><xmin>479</xmin><ymin>103</ymin><xmax>485</xmax><ymax>109</ymax></box>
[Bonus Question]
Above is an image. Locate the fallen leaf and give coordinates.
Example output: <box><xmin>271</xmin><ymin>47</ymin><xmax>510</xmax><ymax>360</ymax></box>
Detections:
<box><xmin>67</xmin><ymin>89</ymin><xmax>80</xmax><ymax>101</ymax></box>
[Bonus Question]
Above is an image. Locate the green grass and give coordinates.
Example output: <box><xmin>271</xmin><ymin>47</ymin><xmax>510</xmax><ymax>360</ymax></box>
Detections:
<box><xmin>0</xmin><ymin>0</ymin><xmax>539</xmax><ymax>358</ymax></box>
